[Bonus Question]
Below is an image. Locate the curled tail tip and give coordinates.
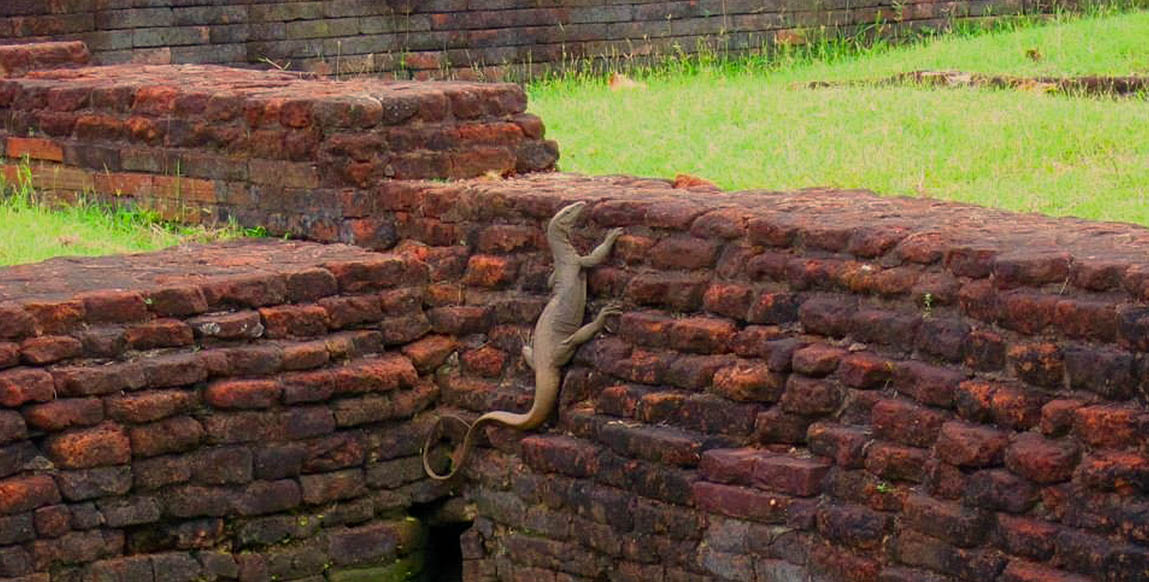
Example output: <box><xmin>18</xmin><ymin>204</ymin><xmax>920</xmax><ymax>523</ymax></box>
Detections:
<box><xmin>422</xmin><ymin>414</ymin><xmax>477</xmax><ymax>481</ymax></box>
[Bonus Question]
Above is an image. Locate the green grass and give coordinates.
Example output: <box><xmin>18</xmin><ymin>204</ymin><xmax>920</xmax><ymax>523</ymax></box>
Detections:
<box><xmin>529</xmin><ymin>9</ymin><xmax>1149</xmax><ymax>226</ymax></box>
<box><xmin>0</xmin><ymin>167</ymin><xmax>243</xmax><ymax>266</ymax></box>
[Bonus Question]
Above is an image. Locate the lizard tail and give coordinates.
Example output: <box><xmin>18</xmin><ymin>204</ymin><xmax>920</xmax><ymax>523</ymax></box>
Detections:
<box><xmin>422</xmin><ymin>408</ymin><xmax>542</xmax><ymax>480</ymax></box>
<box><xmin>422</xmin><ymin>414</ymin><xmax>480</xmax><ymax>481</ymax></box>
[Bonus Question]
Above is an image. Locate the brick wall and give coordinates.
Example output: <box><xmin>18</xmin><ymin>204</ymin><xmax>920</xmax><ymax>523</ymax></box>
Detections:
<box><xmin>0</xmin><ymin>64</ymin><xmax>557</xmax><ymax>232</ymax></box>
<box><xmin>2</xmin><ymin>0</ymin><xmax>1057</xmax><ymax>80</ymax></box>
<box><xmin>0</xmin><ymin>240</ymin><xmax>448</xmax><ymax>581</ymax></box>
<box><xmin>335</xmin><ymin>173</ymin><xmax>1149</xmax><ymax>582</ymax></box>
<box><xmin>5</xmin><ymin>170</ymin><xmax>1148</xmax><ymax>581</ymax></box>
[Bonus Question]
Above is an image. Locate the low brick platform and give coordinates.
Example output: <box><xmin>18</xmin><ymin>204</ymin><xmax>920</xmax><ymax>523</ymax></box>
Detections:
<box><xmin>0</xmin><ymin>63</ymin><xmax>557</xmax><ymax>224</ymax></box>
<box><xmin>0</xmin><ymin>239</ymin><xmax>443</xmax><ymax>581</ymax></box>
<box><xmin>0</xmin><ymin>41</ymin><xmax>89</xmax><ymax>78</ymax></box>
<box><xmin>6</xmin><ymin>172</ymin><xmax>1148</xmax><ymax>581</ymax></box>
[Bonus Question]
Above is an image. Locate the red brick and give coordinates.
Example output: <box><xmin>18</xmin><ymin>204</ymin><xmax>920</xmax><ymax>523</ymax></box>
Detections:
<box><xmin>396</xmin><ymin>335</ymin><xmax>455</xmax><ymax>375</ymax></box>
<box><xmin>122</xmin><ymin>319</ymin><xmax>194</xmax><ymax>350</ymax></box>
<box><xmin>935</xmin><ymin>421</ymin><xmax>1009</xmax><ymax>468</ymax></box>
<box><xmin>1039</xmin><ymin>399</ymin><xmax>1083</xmax><ymax>436</ymax></box>
<box><xmin>963</xmin><ymin>329</ymin><xmax>1007</xmax><ymax>371</ymax></box>
<box><xmin>892</xmin><ymin>361</ymin><xmax>964</xmax><ymax>408</ymax></box>
<box><xmin>703</xmin><ymin>283</ymin><xmax>754</xmax><ymax>319</ymax></box>
<box><xmin>0</xmin><ymin>343</ymin><xmax>17</xmax><ymax>369</ymax></box>
<box><xmin>989</xmin><ymin>384</ymin><xmax>1046</xmax><ymax>430</ymax></box>
<box><xmin>666</xmin><ymin>317</ymin><xmax>736</xmax><ymax>354</ymax></box>
<box><xmin>1004</xmin><ymin>433</ymin><xmax>1079</xmax><ymax>484</ymax></box>
<box><xmin>598</xmin><ymin>423</ymin><xmax>702</xmax><ymax>467</ymax></box>
<box><xmin>1073</xmin><ymin>404</ymin><xmax>1139</xmax><ymax>449</ymax></box>
<box><xmin>22</xmin><ymin>299</ymin><xmax>84</xmax><ymax>335</ymax></box>
<box><xmin>965</xmin><ymin>469</ymin><xmax>1036</xmax><ymax>513</ymax></box>
<box><xmin>596</xmin><ymin>384</ymin><xmax>649</xmax><ymax>418</ymax></box>
<box><xmin>0</xmin><ymin>475</ymin><xmax>60</xmax><ymax>515</ymax></box>
<box><xmin>710</xmin><ymin>361</ymin><xmax>785</xmax><ymax>402</ymax></box>
<box><xmin>51</xmin><ymin>362</ymin><xmax>145</xmax><ymax>396</ymax></box>
<box><xmin>130</xmin><ymin>416</ymin><xmax>204</xmax><ymax>457</ymax></box>
<box><xmin>188</xmin><ymin>310</ymin><xmax>263</xmax><ymax>339</ymax></box>
<box><xmin>753</xmin><ymin>454</ymin><xmax>831</xmax><ymax>497</ymax></box>
<box><xmin>19</xmin><ymin>336</ymin><xmax>81</xmax><ymax>365</ymax></box>
<box><xmin>871</xmin><ymin>398</ymin><xmax>947</xmax><ymax>447</ymax></box>
<box><xmin>1007</xmin><ymin>343</ymin><xmax>1064</xmax><ymax>389</ymax></box>
<box><xmin>792</xmin><ymin>344</ymin><xmax>846</xmax><ymax>377</ymax></box>
<box><xmin>1001</xmin><ymin>560</ymin><xmax>1091</xmax><ymax>582</ymax></box>
<box><xmin>808</xmin><ymin>422</ymin><xmax>870</xmax><ymax>469</ymax></box>
<box><xmin>902</xmin><ymin>494</ymin><xmax>988</xmax><ymax>547</ymax></box>
<box><xmin>838</xmin><ymin>353</ymin><xmax>893</xmax><ymax>389</ymax></box>
<box><xmin>699</xmin><ymin>448</ymin><xmax>759</xmax><ymax>485</ymax></box>
<box><xmin>1078</xmin><ymin>451</ymin><xmax>1149</xmax><ymax>494</ymax></box>
<box><xmin>43</xmin><ymin>423</ymin><xmax>130</xmax><ymax>469</ymax></box>
<box><xmin>996</xmin><ymin>515</ymin><xmax>1058</xmax><ymax>560</ymax></box>
<box><xmin>23</xmin><ymin>398</ymin><xmax>103</xmax><ymax>432</ymax></box>
<box><xmin>140</xmin><ymin>352</ymin><xmax>208</xmax><ymax>387</ymax></box>
<box><xmin>692</xmin><ymin>481</ymin><xmax>794</xmax><ymax>524</ymax></box>
<box><xmin>623</xmin><ymin>272</ymin><xmax>708</xmax><ymax>311</ymax></box>
<box><xmin>0</xmin><ymin>303</ymin><xmax>33</xmax><ymax>340</ymax></box>
<box><xmin>650</xmin><ymin>235</ymin><xmax>720</xmax><ymax>270</ymax></box>
<box><xmin>780</xmin><ymin>375</ymin><xmax>841</xmax><ymax>416</ymax></box>
<box><xmin>476</xmin><ymin>224</ymin><xmax>543</xmax><ymax>253</ymax></box>
<box><xmin>300</xmin><ymin>469</ymin><xmax>366</xmax><ymax>504</ymax></box>
<box><xmin>105</xmin><ymin>389</ymin><xmax>197</xmax><ymax>423</ymax></box>
<box><xmin>6</xmin><ymin>137</ymin><xmax>63</xmax><ymax>162</ymax></box>
<box><xmin>79</xmin><ymin>290</ymin><xmax>148</xmax><ymax>323</ymax></box>
<box><xmin>280</xmin><ymin>369</ymin><xmax>335</xmax><ymax>404</ymax></box>
<box><xmin>462</xmin><ymin>255</ymin><xmax>519</xmax><ymax>288</ymax></box>
<box><xmin>427</xmin><ymin>305</ymin><xmax>490</xmax><ymax>335</ymax></box>
<box><xmin>0</xmin><ymin>367</ymin><xmax>54</xmax><ymax>407</ymax></box>
<box><xmin>815</xmin><ymin>504</ymin><xmax>891</xmax><ymax>551</ymax></box>
<box><xmin>33</xmin><ymin>504</ymin><xmax>70</xmax><ymax>538</ymax></box>
<box><xmin>755</xmin><ymin>408</ymin><xmax>812</xmax><ymax>445</ymax></box>
<box><xmin>864</xmin><ymin>442</ymin><xmax>927</xmax><ymax>483</ymax></box>
<box><xmin>522</xmin><ymin>435</ymin><xmax>600</xmax><ymax>478</ymax></box>
<box><xmin>618</xmin><ymin>310</ymin><xmax>675</xmax><ymax>348</ymax></box>
<box><xmin>205</xmin><ymin>379</ymin><xmax>281</xmax><ymax>409</ymax></box>
<box><xmin>330</xmin><ymin>354</ymin><xmax>417</xmax><ymax>395</ymax></box>
<box><xmin>0</xmin><ymin>411</ymin><xmax>26</xmax><ymax>444</ymax></box>
<box><xmin>281</xmin><ymin>340</ymin><xmax>330</xmax><ymax>371</ymax></box>
<box><xmin>461</xmin><ymin>345</ymin><xmax>506</xmax><ymax>377</ymax></box>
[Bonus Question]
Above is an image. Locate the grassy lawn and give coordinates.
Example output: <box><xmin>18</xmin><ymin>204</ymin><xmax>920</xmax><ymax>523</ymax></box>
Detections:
<box><xmin>2</xmin><ymin>9</ymin><xmax>1147</xmax><ymax>266</ymax></box>
<box><xmin>0</xmin><ymin>172</ymin><xmax>241</xmax><ymax>266</ymax></box>
<box><xmin>529</xmin><ymin>9</ymin><xmax>1149</xmax><ymax>226</ymax></box>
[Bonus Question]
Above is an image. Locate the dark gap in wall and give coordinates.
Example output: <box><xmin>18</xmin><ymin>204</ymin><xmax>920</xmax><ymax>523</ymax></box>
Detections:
<box><xmin>409</xmin><ymin>498</ymin><xmax>472</xmax><ymax>582</ymax></box>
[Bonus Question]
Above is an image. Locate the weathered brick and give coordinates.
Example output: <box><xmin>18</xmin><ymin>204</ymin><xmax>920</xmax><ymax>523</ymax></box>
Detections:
<box><xmin>892</xmin><ymin>361</ymin><xmax>964</xmax><ymax>408</ymax></box>
<box><xmin>205</xmin><ymin>379</ymin><xmax>281</xmax><ymax>409</ymax></box>
<box><xmin>0</xmin><ymin>475</ymin><xmax>60</xmax><ymax>515</ymax></box>
<box><xmin>1004</xmin><ymin>433</ymin><xmax>1079</xmax><ymax>484</ymax></box>
<box><xmin>0</xmin><ymin>367</ymin><xmax>54</xmax><ymax>407</ymax></box>
<box><xmin>44</xmin><ymin>423</ymin><xmax>130</xmax><ymax>469</ymax></box>
<box><xmin>23</xmin><ymin>398</ymin><xmax>103</xmax><ymax>432</ymax></box>
<box><xmin>130</xmin><ymin>416</ymin><xmax>204</xmax><ymax>457</ymax></box>
<box><xmin>871</xmin><ymin>398</ymin><xmax>947</xmax><ymax>448</ymax></box>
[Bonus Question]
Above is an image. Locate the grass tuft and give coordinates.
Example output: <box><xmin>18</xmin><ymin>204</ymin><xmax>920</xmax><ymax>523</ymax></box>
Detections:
<box><xmin>0</xmin><ymin>164</ymin><xmax>248</xmax><ymax>266</ymax></box>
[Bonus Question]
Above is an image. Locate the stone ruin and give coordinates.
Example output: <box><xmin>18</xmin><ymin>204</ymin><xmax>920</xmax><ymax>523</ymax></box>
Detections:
<box><xmin>0</xmin><ymin>41</ymin><xmax>1147</xmax><ymax>582</ymax></box>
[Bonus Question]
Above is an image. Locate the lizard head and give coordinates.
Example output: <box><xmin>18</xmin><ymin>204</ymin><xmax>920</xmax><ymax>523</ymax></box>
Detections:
<box><xmin>548</xmin><ymin>201</ymin><xmax>586</xmax><ymax>238</ymax></box>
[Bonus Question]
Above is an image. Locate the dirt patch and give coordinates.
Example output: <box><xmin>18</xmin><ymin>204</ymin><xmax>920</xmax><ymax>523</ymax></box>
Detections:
<box><xmin>808</xmin><ymin>70</ymin><xmax>1149</xmax><ymax>98</ymax></box>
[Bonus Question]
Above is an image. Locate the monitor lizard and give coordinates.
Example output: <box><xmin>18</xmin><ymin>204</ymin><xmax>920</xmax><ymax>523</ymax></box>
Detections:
<box><xmin>423</xmin><ymin>200</ymin><xmax>622</xmax><ymax>480</ymax></box>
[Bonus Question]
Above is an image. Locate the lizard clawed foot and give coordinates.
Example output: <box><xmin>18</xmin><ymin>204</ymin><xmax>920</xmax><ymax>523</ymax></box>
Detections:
<box><xmin>597</xmin><ymin>301</ymin><xmax>624</xmax><ymax>332</ymax></box>
<box><xmin>606</xmin><ymin>227</ymin><xmax>625</xmax><ymax>241</ymax></box>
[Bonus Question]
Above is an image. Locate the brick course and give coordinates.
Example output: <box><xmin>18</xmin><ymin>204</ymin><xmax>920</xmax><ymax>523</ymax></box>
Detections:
<box><xmin>2</xmin><ymin>1</ymin><xmax>1069</xmax><ymax>80</ymax></box>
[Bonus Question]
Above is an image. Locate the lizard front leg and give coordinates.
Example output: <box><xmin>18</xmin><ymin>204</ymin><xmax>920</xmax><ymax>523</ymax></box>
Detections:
<box><xmin>579</xmin><ymin>227</ymin><xmax>624</xmax><ymax>267</ymax></box>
